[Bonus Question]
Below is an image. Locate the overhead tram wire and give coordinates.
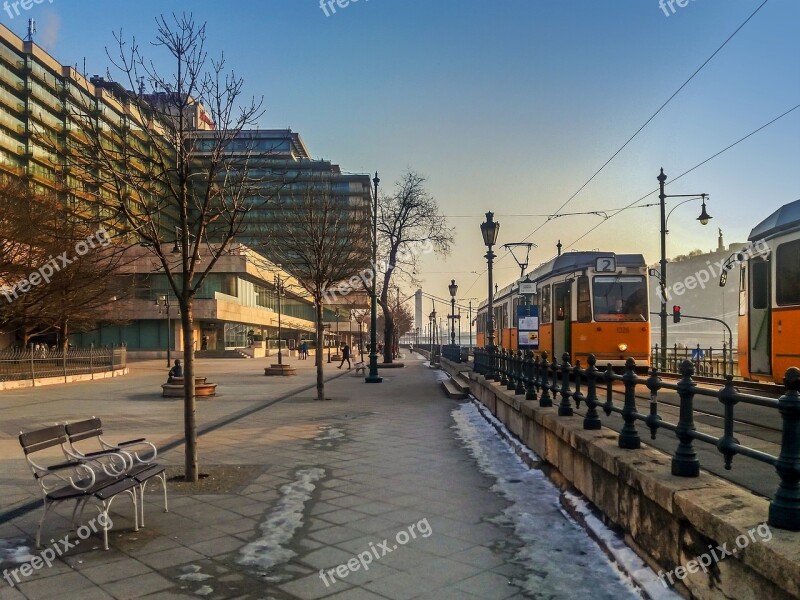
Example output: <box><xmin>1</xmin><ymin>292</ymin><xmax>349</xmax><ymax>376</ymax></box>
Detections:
<box><xmin>562</xmin><ymin>102</ymin><xmax>800</xmax><ymax>249</ymax></box>
<box><xmin>459</xmin><ymin>99</ymin><xmax>797</xmax><ymax>299</ymax></box>
<box><xmin>513</xmin><ymin>0</ymin><xmax>771</xmax><ymax>248</ymax></box>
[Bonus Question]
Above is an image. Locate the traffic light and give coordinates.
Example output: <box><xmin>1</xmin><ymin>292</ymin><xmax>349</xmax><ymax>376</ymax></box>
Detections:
<box><xmin>672</xmin><ymin>305</ymin><xmax>681</xmax><ymax>323</ymax></box>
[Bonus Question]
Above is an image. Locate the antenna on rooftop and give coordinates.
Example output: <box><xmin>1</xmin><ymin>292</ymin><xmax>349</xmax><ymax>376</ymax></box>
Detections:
<box><xmin>25</xmin><ymin>19</ymin><xmax>36</xmax><ymax>42</ymax></box>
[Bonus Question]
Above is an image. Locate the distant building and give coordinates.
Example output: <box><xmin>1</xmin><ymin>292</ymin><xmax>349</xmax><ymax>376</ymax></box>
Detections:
<box><xmin>649</xmin><ymin>229</ymin><xmax>747</xmax><ymax>350</ymax></box>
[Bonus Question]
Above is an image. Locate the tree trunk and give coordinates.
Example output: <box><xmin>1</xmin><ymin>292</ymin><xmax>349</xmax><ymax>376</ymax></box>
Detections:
<box><xmin>315</xmin><ymin>301</ymin><xmax>325</xmax><ymax>401</ymax></box>
<box><xmin>378</xmin><ymin>299</ymin><xmax>394</xmax><ymax>364</ymax></box>
<box><xmin>60</xmin><ymin>318</ymin><xmax>69</xmax><ymax>352</ymax></box>
<box><xmin>180</xmin><ymin>299</ymin><xmax>198</xmax><ymax>482</ymax></box>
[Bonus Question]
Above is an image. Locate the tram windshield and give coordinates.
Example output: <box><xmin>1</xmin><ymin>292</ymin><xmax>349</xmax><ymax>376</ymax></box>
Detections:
<box><xmin>593</xmin><ymin>275</ymin><xmax>647</xmax><ymax>321</ymax></box>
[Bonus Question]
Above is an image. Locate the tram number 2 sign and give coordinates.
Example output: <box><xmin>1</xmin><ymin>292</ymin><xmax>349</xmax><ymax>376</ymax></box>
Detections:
<box><xmin>596</xmin><ymin>257</ymin><xmax>616</xmax><ymax>272</ymax></box>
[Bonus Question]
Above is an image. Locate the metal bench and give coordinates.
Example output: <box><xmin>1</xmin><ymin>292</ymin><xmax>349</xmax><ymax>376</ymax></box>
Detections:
<box><xmin>19</xmin><ymin>425</ymin><xmax>139</xmax><ymax>550</ymax></box>
<box><xmin>65</xmin><ymin>418</ymin><xmax>168</xmax><ymax>527</ymax></box>
<box><xmin>353</xmin><ymin>361</ymin><xmax>367</xmax><ymax>375</ymax></box>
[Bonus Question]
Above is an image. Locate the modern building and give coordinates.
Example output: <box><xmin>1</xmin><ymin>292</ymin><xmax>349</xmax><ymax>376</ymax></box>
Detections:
<box><xmin>0</xmin><ymin>24</ymin><xmax>371</xmax><ymax>355</ymax></box>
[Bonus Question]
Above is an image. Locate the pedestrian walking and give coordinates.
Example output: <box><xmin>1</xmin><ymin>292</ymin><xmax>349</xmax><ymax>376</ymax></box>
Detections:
<box><xmin>337</xmin><ymin>343</ymin><xmax>351</xmax><ymax>369</ymax></box>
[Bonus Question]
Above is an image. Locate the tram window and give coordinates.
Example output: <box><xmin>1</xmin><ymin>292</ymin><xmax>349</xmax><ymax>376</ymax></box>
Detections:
<box><xmin>593</xmin><ymin>275</ymin><xmax>647</xmax><ymax>322</ymax></box>
<box><xmin>751</xmin><ymin>261</ymin><xmax>769</xmax><ymax>309</ymax></box>
<box><xmin>739</xmin><ymin>267</ymin><xmax>746</xmax><ymax>317</ymax></box>
<box><xmin>512</xmin><ymin>297</ymin><xmax>520</xmax><ymax>327</ymax></box>
<box><xmin>776</xmin><ymin>240</ymin><xmax>800</xmax><ymax>306</ymax></box>
<box><xmin>541</xmin><ymin>285</ymin><xmax>551</xmax><ymax>323</ymax></box>
<box><xmin>577</xmin><ymin>276</ymin><xmax>591</xmax><ymax>323</ymax></box>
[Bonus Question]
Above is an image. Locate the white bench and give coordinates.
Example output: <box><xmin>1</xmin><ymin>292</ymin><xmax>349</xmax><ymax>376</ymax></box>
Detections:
<box><xmin>353</xmin><ymin>361</ymin><xmax>366</xmax><ymax>374</ymax></box>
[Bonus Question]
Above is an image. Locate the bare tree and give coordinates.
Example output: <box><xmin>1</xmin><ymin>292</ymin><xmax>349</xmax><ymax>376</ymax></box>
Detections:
<box><xmin>256</xmin><ymin>185</ymin><xmax>371</xmax><ymax>401</ymax></box>
<box><xmin>377</xmin><ymin>170</ymin><xmax>453</xmax><ymax>363</ymax></box>
<box><xmin>51</xmin><ymin>14</ymin><xmax>283</xmax><ymax>481</ymax></box>
<box><xmin>1</xmin><ymin>181</ymin><xmax>129</xmax><ymax>347</ymax></box>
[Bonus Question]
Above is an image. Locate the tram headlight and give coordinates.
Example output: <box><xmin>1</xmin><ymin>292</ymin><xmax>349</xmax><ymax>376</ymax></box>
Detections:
<box><xmin>618</xmin><ymin>343</ymin><xmax>628</xmax><ymax>352</ymax></box>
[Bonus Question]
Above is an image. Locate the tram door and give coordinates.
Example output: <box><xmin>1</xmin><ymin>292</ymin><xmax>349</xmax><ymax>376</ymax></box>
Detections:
<box><xmin>748</xmin><ymin>257</ymin><xmax>771</xmax><ymax>376</ymax></box>
<box><xmin>552</xmin><ymin>283</ymin><xmax>572</xmax><ymax>360</ymax></box>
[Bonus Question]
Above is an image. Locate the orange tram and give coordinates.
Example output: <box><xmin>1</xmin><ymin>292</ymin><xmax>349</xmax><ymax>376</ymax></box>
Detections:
<box><xmin>726</xmin><ymin>199</ymin><xmax>800</xmax><ymax>383</ymax></box>
<box><xmin>476</xmin><ymin>252</ymin><xmax>650</xmax><ymax>370</ymax></box>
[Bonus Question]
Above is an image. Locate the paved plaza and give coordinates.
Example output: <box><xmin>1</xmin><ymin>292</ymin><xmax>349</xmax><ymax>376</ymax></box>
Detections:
<box><xmin>0</xmin><ymin>354</ymin><xmax>648</xmax><ymax>600</ymax></box>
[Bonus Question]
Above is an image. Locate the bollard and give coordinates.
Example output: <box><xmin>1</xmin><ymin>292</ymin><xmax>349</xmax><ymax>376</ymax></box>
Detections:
<box><xmin>558</xmin><ymin>353</ymin><xmax>573</xmax><ymax>417</ymax></box>
<box><xmin>618</xmin><ymin>358</ymin><xmax>641</xmax><ymax>449</ymax></box>
<box><xmin>672</xmin><ymin>360</ymin><xmax>699</xmax><ymax>476</ymax></box>
<box><xmin>768</xmin><ymin>367</ymin><xmax>800</xmax><ymax>531</ymax></box>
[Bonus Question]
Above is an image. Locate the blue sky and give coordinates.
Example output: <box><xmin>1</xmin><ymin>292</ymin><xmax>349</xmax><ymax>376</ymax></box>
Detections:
<box><xmin>5</xmin><ymin>0</ymin><xmax>799</xmax><ymax>305</ymax></box>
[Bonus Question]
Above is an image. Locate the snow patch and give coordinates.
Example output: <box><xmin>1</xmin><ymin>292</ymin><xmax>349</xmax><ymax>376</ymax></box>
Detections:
<box><xmin>452</xmin><ymin>402</ymin><xmax>646</xmax><ymax>599</ymax></box>
<box><xmin>0</xmin><ymin>538</ymin><xmax>34</xmax><ymax>564</ymax></box>
<box><xmin>237</xmin><ymin>467</ymin><xmax>325</xmax><ymax>571</ymax></box>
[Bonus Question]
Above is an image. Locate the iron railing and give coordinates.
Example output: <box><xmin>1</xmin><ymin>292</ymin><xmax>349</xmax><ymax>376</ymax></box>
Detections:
<box><xmin>470</xmin><ymin>346</ymin><xmax>800</xmax><ymax>531</ymax></box>
<box><xmin>0</xmin><ymin>346</ymin><xmax>127</xmax><ymax>384</ymax></box>
<box><xmin>651</xmin><ymin>343</ymin><xmax>739</xmax><ymax>377</ymax></box>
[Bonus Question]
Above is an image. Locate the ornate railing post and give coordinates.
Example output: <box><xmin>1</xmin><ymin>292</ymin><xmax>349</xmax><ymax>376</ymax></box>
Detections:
<box><xmin>645</xmin><ymin>367</ymin><xmax>662</xmax><ymax>439</ymax></box>
<box><xmin>769</xmin><ymin>367</ymin><xmax>800</xmax><ymax>531</ymax></box>
<box><xmin>506</xmin><ymin>349</ymin><xmax>517</xmax><ymax>391</ymax></box>
<box><xmin>583</xmin><ymin>355</ymin><xmax>601</xmax><ymax>430</ymax></box>
<box><xmin>572</xmin><ymin>360</ymin><xmax>585</xmax><ymax>410</ymax></box>
<box><xmin>558</xmin><ymin>353</ymin><xmax>573</xmax><ymax>416</ymax></box>
<box><xmin>618</xmin><ymin>358</ymin><xmax>641</xmax><ymax>449</ymax></box>
<box><xmin>499</xmin><ymin>349</ymin><xmax>508</xmax><ymax>386</ymax></box>
<box><xmin>515</xmin><ymin>351</ymin><xmax>526</xmax><ymax>395</ymax></box>
<box><xmin>672</xmin><ymin>360</ymin><xmax>700</xmax><ymax>476</ymax></box>
<box><xmin>525</xmin><ymin>350</ymin><xmax>537</xmax><ymax>401</ymax></box>
<box><xmin>603</xmin><ymin>363</ymin><xmax>614</xmax><ymax>416</ymax></box>
<box><xmin>539</xmin><ymin>351</ymin><xmax>552</xmax><ymax>407</ymax></box>
<box><xmin>717</xmin><ymin>375</ymin><xmax>739</xmax><ymax>469</ymax></box>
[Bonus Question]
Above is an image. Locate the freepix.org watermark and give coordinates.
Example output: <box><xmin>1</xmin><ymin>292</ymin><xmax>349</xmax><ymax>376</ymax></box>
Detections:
<box><xmin>659</xmin><ymin>0</ymin><xmax>698</xmax><ymax>17</ymax></box>
<box><xmin>318</xmin><ymin>518</ymin><xmax>432</xmax><ymax>588</ymax></box>
<box><xmin>322</xmin><ymin>239</ymin><xmax>433</xmax><ymax>304</ymax></box>
<box><xmin>658</xmin><ymin>523</ymin><xmax>772</xmax><ymax>588</ymax></box>
<box><xmin>1</xmin><ymin>227</ymin><xmax>111</xmax><ymax>305</ymax></box>
<box><xmin>2</xmin><ymin>514</ymin><xmax>113</xmax><ymax>588</ymax></box>
<box><xmin>656</xmin><ymin>239</ymin><xmax>769</xmax><ymax>303</ymax></box>
<box><xmin>319</xmin><ymin>0</ymin><xmax>369</xmax><ymax>18</ymax></box>
<box><xmin>3</xmin><ymin>0</ymin><xmax>54</xmax><ymax>20</ymax></box>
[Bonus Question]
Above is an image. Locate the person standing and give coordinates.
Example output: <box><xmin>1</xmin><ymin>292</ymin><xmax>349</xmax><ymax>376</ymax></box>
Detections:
<box><xmin>337</xmin><ymin>343</ymin><xmax>351</xmax><ymax>369</ymax></box>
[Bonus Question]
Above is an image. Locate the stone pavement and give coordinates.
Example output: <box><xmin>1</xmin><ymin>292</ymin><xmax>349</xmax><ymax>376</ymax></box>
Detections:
<box><xmin>0</xmin><ymin>354</ymin><xmax>641</xmax><ymax>600</ymax></box>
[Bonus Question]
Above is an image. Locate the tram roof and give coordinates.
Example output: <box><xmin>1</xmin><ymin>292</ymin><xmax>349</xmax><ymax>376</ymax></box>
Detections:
<box><xmin>748</xmin><ymin>198</ymin><xmax>800</xmax><ymax>242</ymax></box>
<box><xmin>527</xmin><ymin>251</ymin><xmax>646</xmax><ymax>283</ymax></box>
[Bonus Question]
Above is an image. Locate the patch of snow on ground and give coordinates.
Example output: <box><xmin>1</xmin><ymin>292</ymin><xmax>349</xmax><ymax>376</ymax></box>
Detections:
<box><xmin>237</xmin><ymin>467</ymin><xmax>325</xmax><ymax>571</ymax></box>
<box><xmin>452</xmin><ymin>402</ymin><xmax>646</xmax><ymax>599</ymax></box>
<box><xmin>0</xmin><ymin>538</ymin><xmax>34</xmax><ymax>564</ymax></box>
<box><xmin>434</xmin><ymin>370</ymin><xmax>450</xmax><ymax>382</ymax></box>
<box><xmin>564</xmin><ymin>492</ymin><xmax>682</xmax><ymax>600</ymax></box>
<box><xmin>471</xmin><ymin>400</ymin><xmax>540</xmax><ymax>465</ymax></box>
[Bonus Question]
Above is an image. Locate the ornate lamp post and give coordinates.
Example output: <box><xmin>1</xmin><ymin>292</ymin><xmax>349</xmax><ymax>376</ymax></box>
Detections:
<box><xmin>275</xmin><ymin>274</ymin><xmax>284</xmax><ymax>366</ymax></box>
<box><xmin>366</xmin><ymin>172</ymin><xmax>382</xmax><ymax>383</ymax></box>
<box><xmin>657</xmin><ymin>168</ymin><xmax>711</xmax><ymax>369</ymax></box>
<box><xmin>448</xmin><ymin>279</ymin><xmax>458</xmax><ymax>346</ymax></box>
<box><xmin>481</xmin><ymin>212</ymin><xmax>500</xmax><ymax>380</ymax></box>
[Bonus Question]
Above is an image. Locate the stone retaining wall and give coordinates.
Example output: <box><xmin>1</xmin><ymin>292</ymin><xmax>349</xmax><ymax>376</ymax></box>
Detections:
<box><xmin>440</xmin><ymin>357</ymin><xmax>800</xmax><ymax>600</ymax></box>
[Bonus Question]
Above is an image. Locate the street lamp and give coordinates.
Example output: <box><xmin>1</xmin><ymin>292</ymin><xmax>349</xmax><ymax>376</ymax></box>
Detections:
<box><xmin>448</xmin><ymin>279</ymin><xmax>458</xmax><ymax>346</ymax></box>
<box><xmin>275</xmin><ymin>274</ymin><xmax>285</xmax><ymax>366</ymax></box>
<box><xmin>156</xmin><ymin>295</ymin><xmax>172</xmax><ymax>368</ymax></box>
<box><xmin>481</xmin><ymin>211</ymin><xmax>500</xmax><ymax>380</ymax></box>
<box><xmin>366</xmin><ymin>172</ymin><xmax>383</xmax><ymax>383</ymax></box>
<box><xmin>657</xmin><ymin>168</ymin><xmax>712</xmax><ymax>369</ymax></box>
